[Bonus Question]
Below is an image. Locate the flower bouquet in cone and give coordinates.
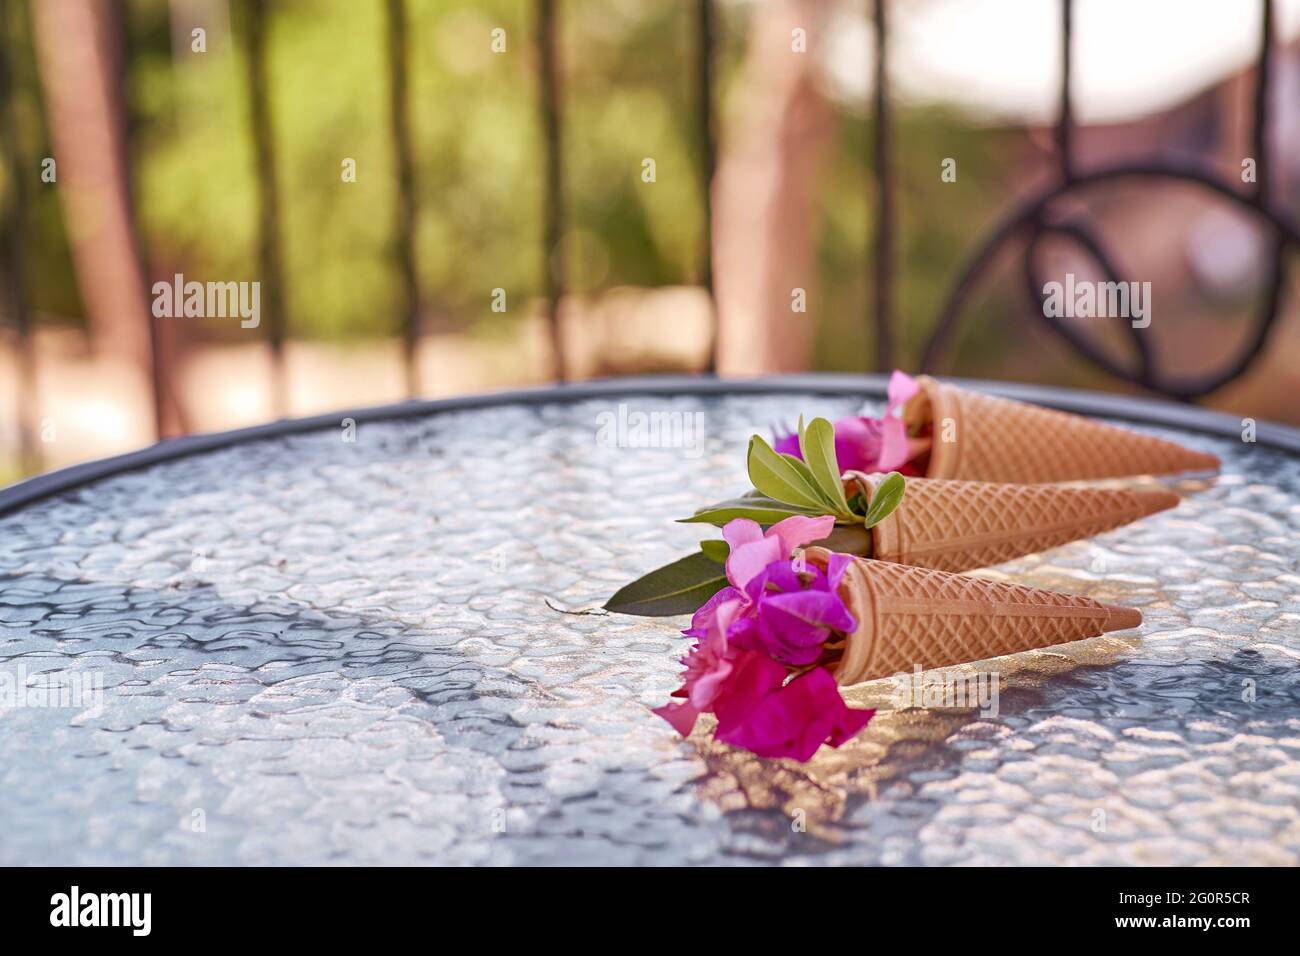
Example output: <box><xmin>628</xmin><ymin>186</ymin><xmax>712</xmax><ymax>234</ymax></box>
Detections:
<box><xmin>791</xmin><ymin>370</ymin><xmax>1220</xmax><ymax>484</ymax></box>
<box><xmin>607</xmin><ymin>411</ymin><xmax>1178</xmax><ymax>617</ymax></box>
<box><xmin>647</xmin><ymin>535</ymin><xmax>1142</xmax><ymax>761</ymax></box>
<box><xmin>607</xmin><ymin>406</ymin><xmax>1159</xmax><ymax>760</ymax></box>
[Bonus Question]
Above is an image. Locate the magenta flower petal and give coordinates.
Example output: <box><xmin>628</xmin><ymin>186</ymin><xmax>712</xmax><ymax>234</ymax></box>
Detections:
<box><xmin>766</xmin><ymin>514</ymin><xmax>835</xmax><ymax>558</ymax></box>
<box><xmin>721</xmin><ymin>517</ymin><xmax>764</xmax><ymax>549</ymax></box>
<box><xmin>754</xmin><ymin>590</ymin><xmax>855</xmax><ymax>665</ymax></box>
<box><xmin>826</xmin><ymin>702</ymin><xmax>876</xmax><ymax>747</ymax></box>
<box><xmin>653</xmin><ymin>700</ymin><xmax>701</xmax><ymax>737</ymax></box>
<box><xmin>726</xmin><ymin>535</ymin><xmax>783</xmax><ymax>591</ymax></box>
<box><xmin>686</xmin><ymin>601</ymin><xmax>740</xmax><ymax>708</ymax></box>
<box><xmin>769</xmin><ymin>371</ymin><xmax>922</xmax><ymax>480</ymax></box>
<box><xmin>825</xmin><ymin>551</ymin><xmax>854</xmax><ymax>590</ymax></box>
<box><xmin>717</xmin><ymin>667</ymin><xmax>873</xmax><ymax>761</ymax></box>
<box><xmin>689</xmin><ymin>660</ymin><xmax>734</xmax><ymax>709</ymax></box>
<box><xmin>875</xmin><ymin>369</ymin><xmax>923</xmax><ymax>471</ymax></box>
<box><xmin>764</xmin><ymin>589</ymin><xmax>855</xmax><ymax>636</ymax></box>
<box><xmin>876</xmin><ymin>415</ymin><xmax>914</xmax><ymax>472</ymax></box>
<box><xmin>751</xmin><ymin>628</ymin><xmax>826</xmax><ymax>667</ymax></box>
<box><xmin>772</xmin><ymin>429</ymin><xmax>802</xmax><ymax>459</ymax></box>
<box><xmin>886</xmin><ymin>369</ymin><xmax>920</xmax><ymax>411</ymax></box>
<box><xmin>724</xmin><ymin>614</ymin><xmax>760</xmax><ymax>654</ymax></box>
<box><xmin>668</xmin><ymin>598</ymin><xmax>744</xmax><ymax>715</ymax></box>
<box><xmin>796</xmin><ymin>667</ymin><xmax>875</xmax><ymax>751</ymax></box>
<box><xmin>715</xmin><ymin>670</ymin><xmax>831</xmax><ymax>761</ymax></box>
<box><xmin>684</xmin><ymin>585</ymin><xmax>743</xmax><ymax>638</ymax></box>
<box><xmin>721</xmin><ymin>518</ymin><xmax>781</xmax><ymax>591</ymax></box>
<box><xmin>832</xmin><ymin>416</ymin><xmax>883</xmax><ymax>473</ymax></box>
<box><xmin>710</xmin><ymin>651</ymin><xmax>787</xmax><ymax>736</ymax></box>
<box><xmin>731</xmin><ymin>555</ymin><xmax>855</xmax><ymax>665</ymax></box>
<box><xmin>749</xmin><ymin>557</ymin><xmax>804</xmax><ymax>597</ymax></box>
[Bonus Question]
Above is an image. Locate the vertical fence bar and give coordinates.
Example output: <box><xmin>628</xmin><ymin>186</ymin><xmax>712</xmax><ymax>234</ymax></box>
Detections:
<box><xmin>1248</xmin><ymin>0</ymin><xmax>1285</xmax><ymax>401</ymax></box>
<box><xmin>242</xmin><ymin>0</ymin><xmax>287</xmax><ymax>416</ymax></box>
<box><xmin>871</xmin><ymin>0</ymin><xmax>893</xmax><ymax>371</ymax></box>
<box><xmin>0</xmin><ymin>0</ymin><xmax>38</xmax><ymax>473</ymax></box>
<box><xmin>1057</xmin><ymin>0</ymin><xmax>1073</xmax><ymax>179</ymax></box>
<box><xmin>536</xmin><ymin>0</ymin><xmax>566</xmax><ymax>382</ymax></box>
<box><xmin>385</xmin><ymin>0</ymin><xmax>420</xmax><ymax>397</ymax></box>
<box><xmin>695</xmin><ymin>0</ymin><xmax>718</xmax><ymax>373</ymax></box>
<box><xmin>1252</xmin><ymin>0</ymin><xmax>1272</xmax><ymax>205</ymax></box>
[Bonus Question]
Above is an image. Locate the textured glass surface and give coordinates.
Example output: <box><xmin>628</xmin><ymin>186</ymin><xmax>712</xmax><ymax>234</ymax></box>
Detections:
<box><xmin>1</xmin><ymin>391</ymin><xmax>1296</xmax><ymax>865</ymax></box>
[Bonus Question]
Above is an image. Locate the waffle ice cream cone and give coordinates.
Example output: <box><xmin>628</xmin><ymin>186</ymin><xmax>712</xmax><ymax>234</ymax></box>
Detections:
<box><xmin>844</xmin><ymin>471</ymin><xmax>1178</xmax><ymax>573</ymax></box>
<box><xmin>804</xmin><ymin>547</ymin><xmax>1142</xmax><ymax>686</ymax></box>
<box><xmin>904</xmin><ymin>375</ymin><xmax>1220</xmax><ymax>483</ymax></box>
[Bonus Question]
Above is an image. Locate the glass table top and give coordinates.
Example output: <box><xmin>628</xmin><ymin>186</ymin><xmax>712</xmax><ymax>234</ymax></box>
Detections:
<box><xmin>1</xmin><ymin>386</ymin><xmax>1297</xmax><ymax>865</ymax></box>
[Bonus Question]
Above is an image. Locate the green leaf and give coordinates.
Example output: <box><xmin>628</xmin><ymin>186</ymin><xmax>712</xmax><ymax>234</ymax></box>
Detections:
<box><xmin>699</xmin><ymin>539</ymin><xmax>729</xmax><ymax>563</ymax></box>
<box><xmin>604</xmin><ymin>551</ymin><xmax>728</xmax><ymax>617</ymax></box>
<box><xmin>799</xmin><ymin>417</ymin><xmax>850</xmax><ymax>513</ymax></box>
<box><xmin>747</xmin><ymin>435</ymin><xmax>829</xmax><ymax>511</ymax></box>
<box><xmin>781</xmin><ymin>452</ymin><xmax>839</xmax><ymax>511</ymax></box>
<box><xmin>679</xmin><ymin>495</ymin><xmax>822</xmax><ymax>526</ymax></box>
<box><xmin>860</xmin><ymin>471</ymin><xmax>907</xmax><ymax>529</ymax></box>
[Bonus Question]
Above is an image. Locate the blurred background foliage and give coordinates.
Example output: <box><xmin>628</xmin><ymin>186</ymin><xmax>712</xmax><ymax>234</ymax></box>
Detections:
<box><xmin>131</xmin><ymin>0</ymin><xmax>713</xmax><ymax>340</ymax></box>
<box><xmin>5</xmin><ymin>0</ymin><xmax>1020</xmax><ymax>353</ymax></box>
<box><xmin>2</xmin><ymin>0</ymin><xmax>1298</xmax><ymax>485</ymax></box>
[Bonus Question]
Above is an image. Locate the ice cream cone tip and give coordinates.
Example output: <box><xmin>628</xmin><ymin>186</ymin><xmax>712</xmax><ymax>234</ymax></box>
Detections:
<box><xmin>1135</xmin><ymin>488</ymin><xmax>1180</xmax><ymax>518</ymax></box>
<box><xmin>1102</xmin><ymin>604</ymin><xmax>1143</xmax><ymax>631</ymax></box>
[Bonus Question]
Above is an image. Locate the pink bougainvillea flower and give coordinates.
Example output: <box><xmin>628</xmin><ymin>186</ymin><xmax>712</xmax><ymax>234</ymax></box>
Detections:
<box><xmin>658</xmin><ymin>543</ymin><xmax>873</xmax><ymax>761</ymax></box>
<box><xmin>715</xmin><ymin>666</ymin><xmax>875</xmax><ymax>762</ymax></box>
<box><xmin>775</xmin><ymin>370</ymin><xmax>928</xmax><ymax>476</ymax></box>
<box><xmin>657</xmin><ymin>484</ymin><xmax>875</xmax><ymax>758</ymax></box>
<box><xmin>683</xmin><ymin>584</ymin><xmax>743</xmax><ymax>639</ymax></box>
<box><xmin>686</xmin><ymin>514</ymin><xmax>836</xmax><ymax>640</ymax></box>
<box><xmin>728</xmin><ymin>553</ymin><xmax>856</xmax><ymax>667</ymax></box>
<box><xmin>654</xmin><ymin>598</ymin><xmax>743</xmax><ymax>737</ymax></box>
<box><xmin>709</xmin><ymin>649</ymin><xmax>789</xmax><ymax>737</ymax></box>
<box><xmin>722</xmin><ymin>514</ymin><xmax>835</xmax><ymax>592</ymax></box>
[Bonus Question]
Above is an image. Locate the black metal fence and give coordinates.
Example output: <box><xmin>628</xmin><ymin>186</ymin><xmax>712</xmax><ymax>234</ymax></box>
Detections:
<box><xmin>0</xmin><ymin>0</ymin><xmax>1294</xmax><ymax>476</ymax></box>
<box><xmin>923</xmin><ymin>0</ymin><xmax>1296</xmax><ymax>401</ymax></box>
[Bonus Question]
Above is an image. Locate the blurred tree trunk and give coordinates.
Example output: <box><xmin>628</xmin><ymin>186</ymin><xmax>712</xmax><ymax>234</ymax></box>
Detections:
<box><xmin>713</xmin><ymin>0</ymin><xmax>832</xmax><ymax>375</ymax></box>
<box><xmin>0</xmin><ymin>0</ymin><xmax>39</xmax><ymax>472</ymax></box>
<box><xmin>30</xmin><ymin>0</ymin><xmax>182</xmax><ymax>437</ymax></box>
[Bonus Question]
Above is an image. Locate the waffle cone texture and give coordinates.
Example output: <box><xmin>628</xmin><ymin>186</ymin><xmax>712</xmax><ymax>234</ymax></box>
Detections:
<box><xmin>905</xmin><ymin>375</ymin><xmax>1220</xmax><ymax>483</ymax></box>
<box><xmin>804</xmin><ymin>548</ymin><xmax>1142</xmax><ymax>686</ymax></box>
<box><xmin>844</xmin><ymin>471</ymin><xmax>1178</xmax><ymax>573</ymax></box>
